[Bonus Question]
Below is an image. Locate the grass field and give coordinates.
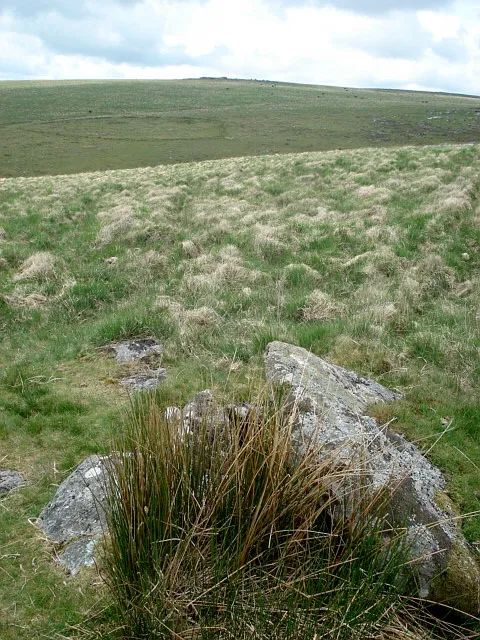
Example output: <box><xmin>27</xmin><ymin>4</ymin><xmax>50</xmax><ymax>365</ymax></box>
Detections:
<box><xmin>0</xmin><ymin>140</ymin><xmax>479</xmax><ymax>637</ymax></box>
<box><xmin>1</xmin><ymin>78</ymin><xmax>480</xmax><ymax>177</ymax></box>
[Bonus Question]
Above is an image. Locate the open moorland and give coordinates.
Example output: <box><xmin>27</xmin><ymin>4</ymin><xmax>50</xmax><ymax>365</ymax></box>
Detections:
<box><xmin>1</xmin><ymin>139</ymin><xmax>479</xmax><ymax>637</ymax></box>
<box><xmin>1</xmin><ymin>78</ymin><xmax>480</xmax><ymax>177</ymax></box>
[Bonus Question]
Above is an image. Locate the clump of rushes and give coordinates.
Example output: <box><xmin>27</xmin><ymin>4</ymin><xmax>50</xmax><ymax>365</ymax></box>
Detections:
<box><xmin>102</xmin><ymin>391</ymin><xmax>473</xmax><ymax>640</ymax></box>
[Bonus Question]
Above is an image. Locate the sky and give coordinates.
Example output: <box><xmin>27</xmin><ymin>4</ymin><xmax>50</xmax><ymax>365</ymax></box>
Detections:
<box><xmin>0</xmin><ymin>0</ymin><xmax>479</xmax><ymax>94</ymax></box>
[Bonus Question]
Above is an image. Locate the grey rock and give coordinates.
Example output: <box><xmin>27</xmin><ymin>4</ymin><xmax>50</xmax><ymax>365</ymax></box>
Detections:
<box><xmin>38</xmin><ymin>456</ymin><xmax>108</xmax><ymax>574</ymax></box>
<box><xmin>182</xmin><ymin>389</ymin><xmax>227</xmax><ymax>434</ymax></box>
<box><xmin>58</xmin><ymin>539</ymin><xmax>97</xmax><ymax>576</ymax></box>
<box><xmin>108</xmin><ymin>338</ymin><xmax>162</xmax><ymax>364</ymax></box>
<box><xmin>0</xmin><ymin>469</ymin><xmax>25</xmax><ymax>495</ymax></box>
<box><xmin>264</xmin><ymin>341</ymin><xmax>480</xmax><ymax>614</ymax></box>
<box><xmin>120</xmin><ymin>368</ymin><xmax>166</xmax><ymax>391</ymax></box>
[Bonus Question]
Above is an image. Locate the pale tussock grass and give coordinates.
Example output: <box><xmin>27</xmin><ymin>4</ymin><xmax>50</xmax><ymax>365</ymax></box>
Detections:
<box><xmin>96</xmin><ymin>204</ymin><xmax>141</xmax><ymax>245</ymax></box>
<box><xmin>301</xmin><ymin>289</ymin><xmax>345</xmax><ymax>322</ymax></box>
<box><xmin>181</xmin><ymin>239</ymin><xmax>201</xmax><ymax>258</ymax></box>
<box><xmin>283</xmin><ymin>262</ymin><xmax>322</xmax><ymax>282</ymax></box>
<box><xmin>218</xmin><ymin>244</ymin><xmax>243</xmax><ymax>262</ymax></box>
<box><xmin>365</xmin><ymin>223</ymin><xmax>399</xmax><ymax>244</ymax></box>
<box><xmin>3</xmin><ymin>289</ymin><xmax>49</xmax><ymax>309</ymax></box>
<box><xmin>291</xmin><ymin>206</ymin><xmax>337</xmax><ymax>225</ymax></box>
<box><xmin>351</xmin><ymin>280</ymin><xmax>397</xmax><ymax>318</ymax></box>
<box><xmin>4</xmin><ymin>275</ymin><xmax>77</xmax><ymax>310</ymax></box>
<box><xmin>432</xmin><ymin>176</ymin><xmax>475</xmax><ymax>214</ymax></box>
<box><xmin>252</xmin><ymin>222</ymin><xmax>290</xmax><ymax>257</ymax></box>
<box><xmin>359</xmin><ymin>246</ymin><xmax>404</xmax><ymax>278</ymax></box>
<box><xmin>408</xmin><ymin>174</ymin><xmax>443</xmax><ymax>194</ymax></box>
<box><xmin>13</xmin><ymin>251</ymin><xmax>57</xmax><ymax>282</ymax></box>
<box><xmin>409</xmin><ymin>254</ymin><xmax>455</xmax><ymax>298</ymax></box>
<box><xmin>191</xmin><ymin>196</ymin><xmax>251</xmax><ymax>225</ymax></box>
<box><xmin>474</xmin><ymin>205</ymin><xmax>480</xmax><ymax>228</ymax></box>
<box><xmin>180</xmin><ymin>244</ymin><xmax>266</xmax><ymax>295</ymax></box>
<box><xmin>137</xmin><ymin>249</ymin><xmax>167</xmax><ymax>271</ymax></box>
<box><xmin>356</xmin><ymin>185</ymin><xmax>390</xmax><ymax>202</ymax></box>
<box><xmin>182</xmin><ymin>263</ymin><xmax>263</xmax><ymax>294</ymax></box>
<box><xmin>156</xmin><ymin>294</ymin><xmax>221</xmax><ymax>335</ymax></box>
<box><xmin>363</xmin><ymin>204</ymin><xmax>389</xmax><ymax>222</ymax></box>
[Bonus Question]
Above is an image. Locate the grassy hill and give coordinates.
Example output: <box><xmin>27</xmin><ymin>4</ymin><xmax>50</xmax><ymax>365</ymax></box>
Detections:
<box><xmin>0</xmin><ymin>142</ymin><xmax>479</xmax><ymax>637</ymax></box>
<box><xmin>0</xmin><ymin>78</ymin><xmax>479</xmax><ymax>177</ymax></box>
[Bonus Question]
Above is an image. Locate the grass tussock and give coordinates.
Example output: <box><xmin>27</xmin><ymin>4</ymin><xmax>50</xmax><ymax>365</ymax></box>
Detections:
<box><xmin>301</xmin><ymin>289</ymin><xmax>345</xmax><ymax>321</ymax></box>
<box><xmin>13</xmin><ymin>251</ymin><xmax>56</xmax><ymax>282</ymax></box>
<box><xmin>103</xmin><ymin>391</ymin><xmax>478</xmax><ymax>640</ymax></box>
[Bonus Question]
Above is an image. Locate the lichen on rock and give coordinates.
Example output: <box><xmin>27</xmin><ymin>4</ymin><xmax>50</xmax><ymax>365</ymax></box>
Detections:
<box><xmin>264</xmin><ymin>340</ymin><xmax>480</xmax><ymax>614</ymax></box>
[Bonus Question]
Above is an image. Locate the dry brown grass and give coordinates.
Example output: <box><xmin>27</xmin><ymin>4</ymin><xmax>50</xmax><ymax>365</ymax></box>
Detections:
<box><xmin>13</xmin><ymin>251</ymin><xmax>56</xmax><ymax>282</ymax></box>
<box><xmin>181</xmin><ymin>239</ymin><xmax>201</xmax><ymax>258</ymax></box>
<box><xmin>96</xmin><ymin>206</ymin><xmax>140</xmax><ymax>245</ymax></box>
<box><xmin>301</xmin><ymin>289</ymin><xmax>345</xmax><ymax>321</ymax></box>
<box><xmin>3</xmin><ymin>289</ymin><xmax>48</xmax><ymax>309</ymax></box>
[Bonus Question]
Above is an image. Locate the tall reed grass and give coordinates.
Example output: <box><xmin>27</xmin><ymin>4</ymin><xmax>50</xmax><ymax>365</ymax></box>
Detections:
<box><xmin>101</xmin><ymin>391</ymin><xmax>473</xmax><ymax>639</ymax></box>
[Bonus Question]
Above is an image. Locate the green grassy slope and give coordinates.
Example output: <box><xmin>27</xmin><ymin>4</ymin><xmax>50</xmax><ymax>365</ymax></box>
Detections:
<box><xmin>0</xmin><ymin>78</ymin><xmax>479</xmax><ymax>177</ymax></box>
<box><xmin>0</xmin><ymin>143</ymin><xmax>479</xmax><ymax>637</ymax></box>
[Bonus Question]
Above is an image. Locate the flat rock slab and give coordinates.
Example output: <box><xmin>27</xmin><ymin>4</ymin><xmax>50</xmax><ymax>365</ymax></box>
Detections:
<box><xmin>38</xmin><ymin>456</ymin><xmax>107</xmax><ymax>543</ymax></box>
<box><xmin>57</xmin><ymin>539</ymin><xmax>97</xmax><ymax>576</ymax></box>
<box><xmin>108</xmin><ymin>338</ymin><xmax>162</xmax><ymax>364</ymax></box>
<box><xmin>264</xmin><ymin>341</ymin><xmax>480</xmax><ymax>614</ymax></box>
<box><xmin>0</xmin><ymin>469</ymin><xmax>25</xmax><ymax>494</ymax></box>
<box><xmin>120</xmin><ymin>368</ymin><xmax>166</xmax><ymax>391</ymax></box>
<box><xmin>37</xmin><ymin>456</ymin><xmax>108</xmax><ymax>575</ymax></box>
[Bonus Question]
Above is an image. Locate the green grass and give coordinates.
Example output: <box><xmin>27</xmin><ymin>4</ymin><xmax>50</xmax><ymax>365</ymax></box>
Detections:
<box><xmin>0</xmin><ymin>79</ymin><xmax>479</xmax><ymax>177</ymax></box>
<box><xmin>0</xmin><ymin>142</ymin><xmax>479</xmax><ymax>637</ymax></box>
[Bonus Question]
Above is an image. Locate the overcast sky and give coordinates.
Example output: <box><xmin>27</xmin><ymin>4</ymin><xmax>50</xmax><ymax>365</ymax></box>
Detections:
<box><xmin>1</xmin><ymin>0</ymin><xmax>479</xmax><ymax>94</ymax></box>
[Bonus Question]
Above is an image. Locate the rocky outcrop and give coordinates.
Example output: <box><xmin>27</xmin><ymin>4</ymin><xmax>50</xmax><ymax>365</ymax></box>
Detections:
<box><xmin>37</xmin><ymin>456</ymin><xmax>108</xmax><ymax>575</ymax></box>
<box><xmin>37</xmin><ymin>392</ymin><xmax>238</xmax><ymax>573</ymax></box>
<box><xmin>105</xmin><ymin>338</ymin><xmax>167</xmax><ymax>391</ymax></box>
<box><xmin>0</xmin><ymin>469</ymin><xmax>25</xmax><ymax>495</ymax></box>
<box><xmin>107</xmin><ymin>339</ymin><xmax>166</xmax><ymax>391</ymax></box>
<box><xmin>264</xmin><ymin>341</ymin><xmax>480</xmax><ymax>615</ymax></box>
<box><xmin>37</xmin><ymin>346</ymin><xmax>480</xmax><ymax>613</ymax></box>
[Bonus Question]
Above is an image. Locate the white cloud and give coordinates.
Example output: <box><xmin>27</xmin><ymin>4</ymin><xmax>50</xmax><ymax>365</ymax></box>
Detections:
<box><xmin>0</xmin><ymin>0</ymin><xmax>479</xmax><ymax>94</ymax></box>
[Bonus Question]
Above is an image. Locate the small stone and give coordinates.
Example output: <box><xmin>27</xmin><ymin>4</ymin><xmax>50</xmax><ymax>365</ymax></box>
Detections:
<box><xmin>182</xmin><ymin>390</ymin><xmax>227</xmax><ymax>433</ymax></box>
<box><xmin>0</xmin><ymin>469</ymin><xmax>25</xmax><ymax>495</ymax></box>
<box><xmin>120</xmin><ymin>368</ymin><xmax>166</xmax><ymax>391</ymax></box>
<box><xmin>462</xmin><ymin>252</ymin><xmax>470</xmax><ymax>261</ymax></box>
<box><xmin>108</xmin><ymin>339</ymin><xmax>162</xmax><ymax>363</ymax></box>
<box><xmin>105</xmin><ymin>256</ymin><xmax>118</xmax><ymax>266</ymax></box>
<box><xmin>58</xmin><ymin>539</ymin><xmax>97</xmax><ymax>575</ymax></box>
